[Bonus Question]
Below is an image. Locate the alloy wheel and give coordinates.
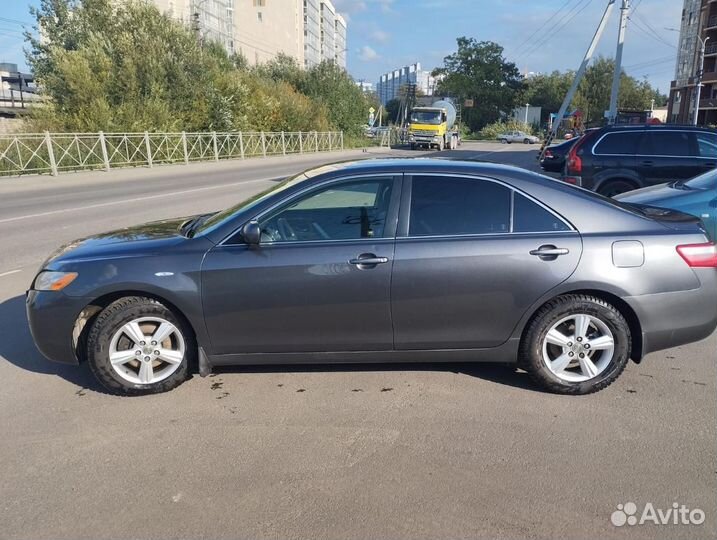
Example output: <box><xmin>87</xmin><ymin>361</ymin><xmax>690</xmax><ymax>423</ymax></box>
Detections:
<box><xmin>541</xmin><ymin>314</ymin><xmax>615</xmax><ymax>383</ymax></box>
<box><xmin>108</xmin><ymin>316</ymin><xmax>186</xmax><ymax>385</ymax></box>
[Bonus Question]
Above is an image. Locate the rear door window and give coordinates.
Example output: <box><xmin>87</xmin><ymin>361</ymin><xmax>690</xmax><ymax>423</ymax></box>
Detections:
<box><xmin>639</xmin><ymin>131</ymin><xmax>696</xmax><ymax>157</ymax></box>
<box><xmin>593</xmin><ymin>132</ymin><xmax>642</xmax><ymax>155</ymax></box>
<box><xmin>409</xmin><ymin>176</ymin><xmax>511</xmax><ymax>236</ymax></box>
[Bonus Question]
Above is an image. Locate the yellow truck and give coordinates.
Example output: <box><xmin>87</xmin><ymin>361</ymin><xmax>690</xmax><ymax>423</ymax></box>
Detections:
<box><xmin>408</xmin><ymin>99</ymin><xmax>460</xmax><ymax>151</ymax></box>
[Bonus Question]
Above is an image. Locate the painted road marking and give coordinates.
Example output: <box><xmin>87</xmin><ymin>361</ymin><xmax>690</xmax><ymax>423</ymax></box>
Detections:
<box><xmin>0</xmin><ymin>177</ymin><xmax>277</xmax><ymax>225</ymax></box>
<box><xmin>0</xmin><ymin>269</ymin><xmax>22</xmax><ymax>278</ymax></box>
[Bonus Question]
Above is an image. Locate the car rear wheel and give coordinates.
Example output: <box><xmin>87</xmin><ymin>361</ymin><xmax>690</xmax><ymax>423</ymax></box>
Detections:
<box><xmin>597</xmin><ymin>179</ymin><xmax>637</xmax><ymax>197</ymax></box>
<box><xmin>86</xmin><ymin>296</ymin><xmax>195</xmax><ymax>395</ymax></box>
<box><xmin>519</xmin><ymin>295</ymin><xmax>631</xmax><ymax>395</ymax></box>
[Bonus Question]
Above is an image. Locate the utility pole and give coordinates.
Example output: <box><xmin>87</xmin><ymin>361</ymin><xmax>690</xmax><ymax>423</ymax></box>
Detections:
<box><xmin>540</xmin><ymin>0</ymin><xmax>616</xmax><ymax>160</ymax></box>
<box><xmin>524</xmin><ymin>104</ymin><xmax>530</xmax><ymax>125</ymax></box>
<box><xmin>608</xmin><ymin>0</ymin><xmax>630</xmax><ymax>124</ymax></box>
<box><xmin>694</xmin><ymin>36</ymin><xmax>710</xmax><ymax>126</ymax></box>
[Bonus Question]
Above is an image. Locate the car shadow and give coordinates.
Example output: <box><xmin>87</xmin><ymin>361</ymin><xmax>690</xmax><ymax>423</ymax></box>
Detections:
<box><xmin>2</xmin><ymin>293</ymin><xmax>541</xmax><ymax>394</ymax></box>
<box><xmin>213</xmin><ymin>362</ymin><xmax>542</xmax><ymax>392</ymax></box>
<box><xmin>0</xmin><ymin>294</ymin><xmax>104</xmax><ymax>392</ymax></box>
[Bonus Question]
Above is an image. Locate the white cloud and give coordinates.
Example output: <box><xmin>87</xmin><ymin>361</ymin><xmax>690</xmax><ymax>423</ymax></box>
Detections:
<box><xmin>358</xmin><ymin>45</ymin><xmax>380</xmax><ymax>61</ymax></box>
<box><xmin>370</xmin><ymin>28</ymin><xmax>390</xmax><ymax>44</ymax></box>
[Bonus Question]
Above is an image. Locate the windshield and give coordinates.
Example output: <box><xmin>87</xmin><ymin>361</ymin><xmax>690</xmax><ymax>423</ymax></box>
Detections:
<box><xmin>194</xmin><ymin>175</ymin><xmax>301</xmax><ymax>235</ymax></box>
<box><xmin>410</xmin><ymin>110</ymin><xmax>442</xmax><ymax>125</ymax></box>
<box><xmin>682</xmin><ymin>168</ymin><xmax>717</xmax><ymax>190</ymax></box>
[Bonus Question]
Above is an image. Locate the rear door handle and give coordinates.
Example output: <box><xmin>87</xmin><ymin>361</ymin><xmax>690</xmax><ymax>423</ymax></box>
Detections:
<box><xmin>530</xmin><ymin>246</ymin><xmax>570</xmax><ymax>260</ymax></box>
<box><xmin>641</xmin><ymin>160</ymin><xmax>654</xmax><ymax>167</ymax></box>
<box><xmin>349</xmin><ymin>254</ymin><xmax>389</xmax><ymax>267</ymax></box>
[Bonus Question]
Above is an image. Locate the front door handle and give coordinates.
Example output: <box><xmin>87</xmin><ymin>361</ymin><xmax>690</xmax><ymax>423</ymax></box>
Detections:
<box><xmin>641</xmin><ymin>160</ymin><xmax>654</xmax><ymax>167</ymax></box>
<box><xmin>530</xmin><ymin>245</ymin><xmax>570</xmax><ymax>260</ymax></box>
<box><xmin>349</xmin><ymin>253</ymin><xmax>389</xmax><ymax>267</ymax></box>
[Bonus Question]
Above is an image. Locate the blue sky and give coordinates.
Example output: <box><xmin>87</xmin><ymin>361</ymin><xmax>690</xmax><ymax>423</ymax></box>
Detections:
<box><xmin>2</xmin><ymin>0</ymin><xmax>682</xmax><ymax>94</ymax></box>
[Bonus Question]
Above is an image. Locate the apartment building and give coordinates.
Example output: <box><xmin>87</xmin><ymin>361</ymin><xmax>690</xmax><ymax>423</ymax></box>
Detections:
<box><xmin>376</xmin><ymin>63</ymin><xmax>437</xmax><ymax>105</ymax></box>
<box><xmin>149</xmin><ymin>0</ymin><xmax>346</xmax><ymax>69</ymax></box>
<box><xmin>232</xmin><ymin>0</ymin><xmax>303</xmax><ymax>65</ymax></box>
<box><xmin>152</xmin><ymin>0</ymin><xmax>235</xmax><ymax>53</ymax></box>
<box><xmin>668</xmin><ymin>0</ymin><xmax>717</xmax><ymax>125</ymax></box>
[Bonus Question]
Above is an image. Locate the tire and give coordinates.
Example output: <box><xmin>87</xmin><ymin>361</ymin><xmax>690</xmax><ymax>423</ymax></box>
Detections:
<box><xmin>524</xmin><ymin>138</ymin><xmax>531</xmax><ymax>144</ymax></box>
<box><xmin>86</xmin><ymin>296</ymin><xmax>195</xmax><ymax>396</ymax></box>
<box><xmin>519</xmin><ymin>294</ymin><xmax>631</xmax><ymax>395</ymax></box>
<box><xmin>500</xmin><ymin>139</ymin><xmax>508</xmax><ymax>144</ymax></box>
<box><xmin>597</xmin><ymin>179</ymin><xmax>637</xmax><ymax>197</ymax></box>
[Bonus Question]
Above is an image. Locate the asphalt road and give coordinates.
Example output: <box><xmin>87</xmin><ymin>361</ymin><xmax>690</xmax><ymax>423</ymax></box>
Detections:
<box><xmin>0</xmin><ymin>142</ymin><xmax>714</xmax><ymax>540</ymax></box>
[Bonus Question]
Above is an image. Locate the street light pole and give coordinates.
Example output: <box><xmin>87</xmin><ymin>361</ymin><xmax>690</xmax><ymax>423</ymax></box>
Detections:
<box><xmin>524</xmin><ymin>103</ymin><xmax>530</xmax><ymax>125</ymax></box>
<box><xmin>694</xmin><ymin>36</ymin><xmax>709</xmax><ymax>126</ymax></box>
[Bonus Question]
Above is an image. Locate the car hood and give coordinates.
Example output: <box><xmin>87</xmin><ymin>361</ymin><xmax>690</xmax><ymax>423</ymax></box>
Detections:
<box><xmin>43</xmin><ymin>215</ymin><xmax>198</xmax><ymax>266</ymax></box>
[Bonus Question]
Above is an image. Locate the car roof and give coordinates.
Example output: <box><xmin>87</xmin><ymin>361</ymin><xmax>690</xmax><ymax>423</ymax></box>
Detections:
<box><xmin>594</xmin><ymin>124</ymin><xmax>717</xmax><ymax>133</ymax></box>
<box><xmin>302</xmin><ymin>158</ymin><xmax>537</xmax><ymax>180</ymax></box>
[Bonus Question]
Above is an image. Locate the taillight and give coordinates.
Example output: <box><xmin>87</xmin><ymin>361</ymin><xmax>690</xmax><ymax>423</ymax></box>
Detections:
<box><xmin>567</xmin><ymin>149</ymin><xmax>582</xmax><ymax>174</ymax></box>
<box><xmin>566</xmin><ymin>136</ymin><xmax>588</xmax><ymax>174</ymax></box>
<box><xmin>676</xmin><ymin>243</ymin><xmax>717</xmax><ymax>268</ymax></box>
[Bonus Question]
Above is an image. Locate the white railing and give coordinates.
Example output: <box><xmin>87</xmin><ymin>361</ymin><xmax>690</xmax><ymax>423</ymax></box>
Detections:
<box><xmin>0</xmin><ymin>130</ymin><xmax>344</xmax><ymax>177</ymax></box>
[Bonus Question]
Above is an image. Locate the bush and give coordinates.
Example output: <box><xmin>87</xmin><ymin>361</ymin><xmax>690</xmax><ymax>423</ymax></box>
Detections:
<box><xmin>478</xmin><ymin>120</ymin><xmax>536</xmax><ymax>140</ymax></box>
<box><xmin>24</xmin><ymin>0</ymin><xmax>355</xmax><ymax>135</ymax></box>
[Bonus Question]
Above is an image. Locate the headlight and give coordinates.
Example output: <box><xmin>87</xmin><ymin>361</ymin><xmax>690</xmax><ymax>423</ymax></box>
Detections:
<box><xmin>33</xmin><ymin>271</ymin><xmax>78</xmax><ymax>291</ymax></box>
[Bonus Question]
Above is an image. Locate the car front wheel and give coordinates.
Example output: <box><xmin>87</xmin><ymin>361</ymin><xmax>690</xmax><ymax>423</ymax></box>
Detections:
<box><xmin>519</xmin><ymin>295</ymin><xmax>631</xmax><ymax>395</ymax></box>
<box><xmin>86</xmin><ymin>296</ymin><xmax>195</xmax><ymax>395</ymax></box>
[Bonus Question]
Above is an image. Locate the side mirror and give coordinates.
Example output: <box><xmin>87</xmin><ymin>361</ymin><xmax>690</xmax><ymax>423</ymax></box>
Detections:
<box><xmin>242</xmin><ymin>220</ymin><xmax>261</xmax><ymax>245</ymax></box>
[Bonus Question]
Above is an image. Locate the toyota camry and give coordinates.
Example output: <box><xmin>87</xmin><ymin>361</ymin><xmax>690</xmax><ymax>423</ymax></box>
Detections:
<box><xmin>26</xmin><ymin>159</ymin><xmax>717</xmax><ymax>395</ymax></box>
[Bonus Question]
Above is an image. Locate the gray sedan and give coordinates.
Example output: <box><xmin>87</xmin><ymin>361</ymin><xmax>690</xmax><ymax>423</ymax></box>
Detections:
<box><xmin>27</xmin><ymin>159</ymin><xmax>717</xmax><ymax>396</ymax></box>
<box><xmin>498</xmin><ymin>131</ymin><xmax>540</xmax><ymax>144</ymax></box>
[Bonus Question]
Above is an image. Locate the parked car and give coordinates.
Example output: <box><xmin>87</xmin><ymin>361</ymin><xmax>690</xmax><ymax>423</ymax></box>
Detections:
<box><xmin>563</xmin><ymin>124</ymin><xmax>717</xmax><ymax>197</ymax></box>
<box><xmin>540</xmin><ymin>129</ymin><xmax>598</xmax><ymax>173</ymax></box>
<box><xmin>616</xmin><ymin>167</ymin><xmax>717</xmax><ymax>241</ymax></box>
<box><xmin>27</xmin><ymin>159</ymin><xmax>717</xmax><ymax>396</ymax></box>
<box><xmin>540</xmin><ymin>138</ymin><xmax>580</xmax><ymax>172</ymax></box>
<box><xmin>498</xmin><ymin>131</ymin><xmax>540</xmax><ymax>144</ymax></box>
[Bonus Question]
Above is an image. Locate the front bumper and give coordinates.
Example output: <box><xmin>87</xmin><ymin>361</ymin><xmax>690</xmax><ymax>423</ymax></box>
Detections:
<box><xmin>26</xmin><ymin>289</ymin><xmax>90</xmax><ymax>365</ymax></box>
<box><xmin>625</xmin><ymin>268</ymin><xmax>717</xmax><ymax>358</ymax></box>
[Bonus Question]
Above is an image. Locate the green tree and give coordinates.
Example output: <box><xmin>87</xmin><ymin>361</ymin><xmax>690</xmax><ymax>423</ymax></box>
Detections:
<box><xmin>522</xmin><ymin>71</ymin><xmax>573</xmax><ymax>124</ymax></box>
<box><xmin>24</xmin><ymin>0</ymin><xmax>333</xmax><ymax>133</ymax></box>
<box><xmin>299</xmin><ymin>61</ymin><xmax>371</xmax><ymax>136</ymax></box>
<box><xmin>433</xmin><ymin>37</ymin><xmax>522</xmax><ymax>132</ymax></box>
<box><xmin>571</xmin><ymin>57</ymin><xmax>668</xmax><ymax>125</ymax></box>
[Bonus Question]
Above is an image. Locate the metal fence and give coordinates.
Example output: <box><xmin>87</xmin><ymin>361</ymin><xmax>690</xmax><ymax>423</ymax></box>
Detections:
<box><xmin>0</xmin><ymin>130</ymin><xmax>344</xmax><ymax>177</ymax></box>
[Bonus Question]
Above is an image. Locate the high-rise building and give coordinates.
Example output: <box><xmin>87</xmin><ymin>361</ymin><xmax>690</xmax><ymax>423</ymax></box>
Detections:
<box><xmin>376</xmin><ymin>63</ymin><xmax>437</xmax><ymax>105</ymax></box>
<box><xmin>152</xmin><ymin>0</ymin><xmax>235</xmax><ymax>53</ymax></box>
<box><xmin>668</xmin><ymin>0</ymin><xmax>717</xmax><ymax>124</ymax></box>
<box><xmin>232</xmin><ymin>0</ymin><xmax>303</xmax><ymax>65</ymax></box>
<box><xmin>335</xmin><ymin>14</ymin><xmax>347</xmax><ymax>66</ymax></box>
<box><xmin>303</xmin><ymin>0</ymin><xmax>321</xmax><ymax>68</ymax></box>
<box><xmin>149</xmin><ymin>0</ymin><xmax>346</xmax><ymax>69</ymax></box>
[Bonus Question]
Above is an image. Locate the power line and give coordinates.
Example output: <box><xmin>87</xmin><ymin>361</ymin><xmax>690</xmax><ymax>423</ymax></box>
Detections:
<box><xmin>625</xmin><ymin>56</ymin><xmax>676</xmax><ymax>69</ymax></box>
<box><xmin>0</xmin><ymin>17</ymin><xmax>27</xmax><ymax>26</ymax></box>
<box><xmin>522</xmin><ymin>0</ymin><xmax>595</xmax><ymax>60</ymax></box>
<box><xmin>628</xmin><ymin>12</ymin><xmax>676</xmax><ymax>49</ymax></box>
<box><xmin>510</xmin><ymin>0</ymin><xmax>575</xmax><ymax>56</ymax></box>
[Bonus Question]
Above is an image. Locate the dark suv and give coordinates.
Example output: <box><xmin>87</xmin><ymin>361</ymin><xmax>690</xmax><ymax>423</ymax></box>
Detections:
<box><xmin>562</xmin><ymin>125</ymin><xmax>717</xmax><ymax>196</ymax></box>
